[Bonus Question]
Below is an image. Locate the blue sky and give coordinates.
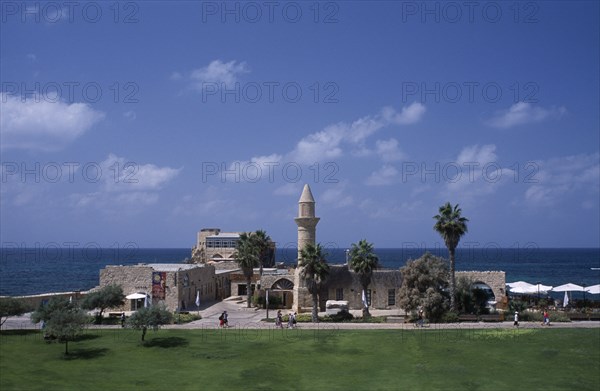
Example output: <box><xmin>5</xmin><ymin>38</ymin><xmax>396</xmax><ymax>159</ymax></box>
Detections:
<box><xmin>1</xmin><ymin>1</ymin><xmax>599</xmax><ymax>250</ymax></box>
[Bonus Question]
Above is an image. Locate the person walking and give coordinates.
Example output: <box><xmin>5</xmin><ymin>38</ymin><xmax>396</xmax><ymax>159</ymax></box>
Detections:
<box><xmin>275</xmin><ymin>310</ymin><xmax>283</xmax><ymax>328</ymax></box>
<box><xmin>288</xmin><ymin>312</ymin><xmax>296</xmax><ymax>329</ymax></box>
<box><xmin>514</xmin><ymin>311</ymin><xmax>519</xmax><ymax>327</ymax></box>
<box><xmin>120</xmin><ymin>312</ymin><xmax>126</xmax><ymax>328</ymax></box>
<box><xmin>223</xmin><ymin>311</ymin><xmax>229</xmax><ymax>327</ymax></box>
<box><xmin>543</xmin><ymin>310</ymin><xmax>550</xmax><ymax>326</ymax></box>
<box><xmin>219</xmin><ymin>312</ymin><xmax>226</xmax><ymax>328</ymax></box>
<box><xmin>417</xmin><ymin>309</ymin><xmax>424</xmax><ymax>327</ymax></box>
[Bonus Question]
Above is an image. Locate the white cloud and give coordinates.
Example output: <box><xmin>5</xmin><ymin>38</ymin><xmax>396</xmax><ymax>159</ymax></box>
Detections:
<box><xmin>321</xmin><ymin>182</ymin><xmax>354</xmax><ymax>208</ymax></box>
<box><xmin>289</xmin><ymin>103</ymin><xmax>425</xmax><ymax>164</ymax></box>
<box><xmin>67</xmin><ymin>154</ymin><xmax>181</xmax><ymax>214</ymax></box>
<box><xmin>189</xmin><ymin>60</ymin><xmax>248</xmax><ymax>89</ymax></box>
<box><xmin>381</xmin><ymin>102</ymin><xmax>426</xmax><ymax>125</ymax></box>
<box><xmin>524</xmin><ymin>152</ymin><xmax>599</xmax><ymax>207</ymax></box>
<box><xmin>445</xmin><ymin>144</ymin><xmax>514</xmax><ymax>198</ymax></box>
<box><xmin>375</xmin><ymin>138</ymin><xmax>405</xmax><ymax>162</ymax></box>
<box><xmin>123</xmin><ymin>110</ymin><xmax>136</xmax><ymax>121</ymax></box>
<box><xmin>487</xmin><ymin>102</ymin><xmax>566</xmax><ymax>128</ymax></box>
<box><xmin>26</xmin><ymin>53</ymin><xmax>37</xmax><ymax>61</ymax></box>
<box><xmin>365</xmin><ymin>165</ymin><xmax>399</xmax><ymax>186</ymax></box>
<box><xmin>0</xmin><ymin>93</ymin><xmax>105</xmax><ymax>151</ymax></box>
<box><xmin>100</xmin><ymin>153</ymin><xmax>181</xmax><ymax>192</ymax></box>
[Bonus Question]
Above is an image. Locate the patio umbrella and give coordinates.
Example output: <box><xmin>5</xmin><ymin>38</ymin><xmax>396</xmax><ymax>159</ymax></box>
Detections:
<box><xmin>506</xmin><ymin>281</ymin><xmax>535</xmax><ymax>293</ymax></box>
<box><xmin>524</xmin><ymin>283</ymin><xmax>553</xmax><ymax>294</ymax></box>
<box><xmin>551</xmin><ymin>283</ymin><xmax>585</xmax><ymax>292</ymax></box>
<box><xmin>585</xmin><ymin>284</ymin><xmax>600</xmax><ymax>294</ymax></box>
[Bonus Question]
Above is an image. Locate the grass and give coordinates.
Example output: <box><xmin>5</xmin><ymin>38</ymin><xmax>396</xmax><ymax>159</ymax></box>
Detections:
<box><xmin>1</xmin><ymin>327</ymin><xmax>599</xmax><ymax>390</ymax></box>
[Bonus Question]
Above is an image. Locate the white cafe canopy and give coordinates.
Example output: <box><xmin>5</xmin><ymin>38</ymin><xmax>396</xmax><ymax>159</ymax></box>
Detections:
<box><xmin>126</xmin><ymin>293</ymin><xmax>147</xmax><ymax>300</ymax></box>
<box><xmin>507</xmin><ymin>281</ymin><xmax>553</xmax><ymax>294</ymax></box>
<box><xmin>551</xmin><ymin>283</ymin><xmax>585</xmax><ymax>292</ymax></box>
<box><xmin>585</xmin><ymin>284</ymin><xmax>600</xmax><ymax>294</ymax></box>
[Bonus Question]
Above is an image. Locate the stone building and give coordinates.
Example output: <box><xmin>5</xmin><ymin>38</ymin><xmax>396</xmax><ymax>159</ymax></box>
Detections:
<box><xmin>288</xmin><ymin>184</ymin><xmax>507</xmax><ymax>313</ymax></box>
<box><xmin>99</xmin><ymin>263</ymin><xmax>234</xmax><ymax>312</ymax></box>
<box><xmin>96</xmin><ymin>183</ymin><xmax>507</xmax><ymax>314</ymax></box>
<box><xmin>191</xmin><ymin>228</ymin><xmax>275</xmax><ymax>266</ymax></box>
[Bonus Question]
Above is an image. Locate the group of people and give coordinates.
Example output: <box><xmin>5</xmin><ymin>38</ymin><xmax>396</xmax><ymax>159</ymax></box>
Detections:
<box><xmin>218</xmin><ymin>311</ymin><xmax>229</xmax><ymax>328</ymax></box>
<box><xmin>513</xmin><ymin>309</ymin><xmax>550</xmax><ymax>327</ymax></box>
<box><xmin>275</xmin><ymin>310</ymin><xmax>297</xmax><ymax>329</ymax></box>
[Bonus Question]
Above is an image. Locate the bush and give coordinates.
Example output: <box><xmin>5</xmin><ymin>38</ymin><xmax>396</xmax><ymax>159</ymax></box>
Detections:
<box><xmin>253</xmin><ymin>295</ymin><xmax>283</xmax><ymax>309</ymax></box>
<box><xmin>441</xmin><ymin>311</ymin><xmax>460</xmax><ymax>323</ymax></box>
<box><xmin>173</xmin><ymin>313</ymin><xmax>201</xmax><ymax>324</ymax></box>
<box><xmin>509</xmin><ymin>300</ymin><xmax>529</xmax><ymax>313</ymax></box>
<box><xmin>518</xmin><ymin>310</ymin><xmax>570</xmax><ymax>323</ymax></box>
<box><xmin>328</xmin><ymin>309</ymin><xmax>354</xmax><ymax>322</ymax></box>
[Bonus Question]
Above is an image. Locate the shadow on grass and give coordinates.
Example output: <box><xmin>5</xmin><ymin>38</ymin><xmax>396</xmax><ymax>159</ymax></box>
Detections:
<box><xmin>75</xmin><ymin>334</ymin><xmax>101</xmax><ymax>342</ymax></box>
<box><xmin>0</xmin><ymin>329</ymin><xmax>39</xmax><ymax>336</ymax></box>
<box><xmin>143</xmin><ymin>337</ymin><xmax>189</xmax><ymax>348</ymax></box>
<box><xmin>62</xmin><ymin>347</ymin><xmax>109</xmax><ymax>360</ymax></box>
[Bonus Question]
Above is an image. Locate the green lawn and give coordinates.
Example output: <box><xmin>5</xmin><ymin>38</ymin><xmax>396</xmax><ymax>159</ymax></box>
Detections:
<box><xmin>1</xmin><ymin>327</ymin><xmax>599</xmax><ymax>390</ymax></box>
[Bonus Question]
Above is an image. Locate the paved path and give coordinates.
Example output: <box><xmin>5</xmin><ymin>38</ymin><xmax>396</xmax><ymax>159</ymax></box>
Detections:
<box><xmin>3</xmin><ymin>298</ymin><xmax>599</xmax><ymax>331</ymax></box>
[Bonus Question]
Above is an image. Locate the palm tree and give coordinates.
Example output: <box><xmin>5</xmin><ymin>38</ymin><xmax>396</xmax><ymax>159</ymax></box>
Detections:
<box><xmin>234</xmin><ymin>232</ymin><xmax>260</xmax><ymax>308</ymax></box>
<box><xmin>433</xmin><ymin>202</ymin><xmax>469</xmax><ymax>311</ymax></box>
<box><xmin>349</xmin><ymin>239</ymin><xmax>379</xmax><ymax>317</ymax></box>
<box><xmin>252</xmin><ymin>229</ymin><xmax>274</xmax><ymax>276</ymax></box>
<box><xmin>299</xmin><ymin>243</ymin><xmax>330</xmax><ymax>322</ymax></box>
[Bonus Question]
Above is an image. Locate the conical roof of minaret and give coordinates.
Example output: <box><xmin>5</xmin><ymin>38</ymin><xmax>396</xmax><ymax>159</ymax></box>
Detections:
<box><xmin>298</xmin><ymin>184</ymin><xmax>315</xmax><ymax>203</ymax></box>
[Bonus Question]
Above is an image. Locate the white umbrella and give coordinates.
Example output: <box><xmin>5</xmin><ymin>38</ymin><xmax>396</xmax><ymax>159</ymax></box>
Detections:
<box><xmin>585</xmin><ymin>284</ymin><xmax>600</xmax><ymax>294</ymax></box>
<box><xmin>552</xmin><ymin>283</ymin><xmax>585</xmax><ymax>292</ymax></box>
<box><xmin>125</xmin><ymin>293</ymin><xmax>147</xmax><ymax>299</ymax></box>
<box><xmin>507</xmin><ymin>281</ymin><xmax>534</xmax><ymax>290</ymax></box>
<box><xmin>524</xmin><ymin>283</ymin><xmax>553</xmax><ymax>294</ymax></box>
<box><xmin>507</xmin><ymin>281</ymin><xmax>535</xmax><ymax>293</ymax></box>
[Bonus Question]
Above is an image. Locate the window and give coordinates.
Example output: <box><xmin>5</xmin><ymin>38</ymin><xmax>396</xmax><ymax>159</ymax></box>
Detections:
<box><xmin>388</xmin><ymin>289</ymin><xmax>396</xmax><ymax>306</ymax></box>
<box><xmin>336</xmin><ymin>288</ymin><xmax>344</xmax><ymax>301</ymax></box>
<box><xmin>238</xmin><ymin>284</ymin><xmax>247</xmax><ymax>296</ymax></box>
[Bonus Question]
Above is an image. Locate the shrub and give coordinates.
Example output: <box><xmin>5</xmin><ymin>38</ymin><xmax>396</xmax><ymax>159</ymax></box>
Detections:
<box><xmin>253</xmin><ymin>295</ymin><xmax>283</xmax><ymax>309</ymax></box>
<box><xmin>173</xmin><ymin>313</ymin><xmax>201</xmax><ymax>324</ymax></box>
<box><xmin>328</xmin><ymin>309</ymin><xmax>354</xmax><ymax>322</ymax></box>
<box><xmin>441</xmin><ymin>311</ymin><xmax>460</xmax><ymax>323</ymax></box>
<box><xmin>518</xmin><ymin>310</ymin><xmax>570</xmax><ymax>323</ymax></box>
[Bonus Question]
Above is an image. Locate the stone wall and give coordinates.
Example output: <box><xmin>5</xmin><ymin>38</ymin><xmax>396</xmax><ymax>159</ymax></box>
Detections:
<box><xmin>456</xmin><ymin>270</ymin><xmax>507</xmax><ymax>309</ymax></box>
<box><xmin>2</xmin><ymin>291</ymin><xmax>90</xmax><ymax>311</ymax></box>
<box><xmin>99</xmin><ymin>263</ymin><xmax>226</xmax><ymax>312</ymax></box>
<box><xmin>324</xmin><ymin>266</ymin><xmax>403</xmax><ymax>310</ymax></box>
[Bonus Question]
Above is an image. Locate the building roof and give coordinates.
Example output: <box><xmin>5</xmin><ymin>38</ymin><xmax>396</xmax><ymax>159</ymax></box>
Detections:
<box><xmin>206</xmin><ymin>233</ymin><xmax>240</xmax><ymax>239</ymax></box>
<box><xmin>146</xmin><ymin>263</ymin><xmax>204</xmax><ymax>272</ymax></box>
<box><xmin>299</xmin><ymin>184</ymin><xmax>315</xmax><ymax>203</ymax></box>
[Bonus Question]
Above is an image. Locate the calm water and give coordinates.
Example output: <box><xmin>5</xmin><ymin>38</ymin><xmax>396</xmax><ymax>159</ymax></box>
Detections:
<box><xmin>1</xmin><ymin>247</ymin><xmax>599</xmax><ymax>297</ymax></box>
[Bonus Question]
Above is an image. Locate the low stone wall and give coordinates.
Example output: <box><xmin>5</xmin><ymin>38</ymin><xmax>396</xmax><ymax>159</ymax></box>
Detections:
<box><xmin>1</xmin><ymin>290</ymin><xmax>91</xmax><ymax>310</ymax></box>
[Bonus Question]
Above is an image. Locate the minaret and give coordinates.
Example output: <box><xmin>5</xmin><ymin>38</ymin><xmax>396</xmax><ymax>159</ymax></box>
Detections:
<box><xmin>294</xmin><ymin>184</ymin><xmax>320</xmax><ymax>259</ymax></box>
<box><xmin>293</xmin><ymin>184</ymin><xmax>319</xmax><ymax>312</ymax></box>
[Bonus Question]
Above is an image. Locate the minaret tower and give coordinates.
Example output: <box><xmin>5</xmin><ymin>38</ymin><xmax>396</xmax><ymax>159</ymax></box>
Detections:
<box><xmin>292</xmin><ymin>184</ymin><xmax>320</xmax><ymax>312</ymax></box>
<box><xmin>295</xmin><ymin>184</ymin><xmax>320</xmax><ymax>259</ymax></box>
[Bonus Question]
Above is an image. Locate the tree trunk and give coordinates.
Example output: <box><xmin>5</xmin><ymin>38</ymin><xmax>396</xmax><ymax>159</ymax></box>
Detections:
<box><xmin>450</xmin><ymin>248</ymin><xmax>456</xmax><ymax>311</ymax></box>
<box><xmin>247</xmin><ymin>277</ymin><xmax>252</xmax><ymax>308</ymax></box>
<box><xmin>312</xmin><ymin>293</ymin><xmax>319</xmax><ymax>322</ymax></box>
<box><xmin>363</xmin><ymin>284</ymin><xmax>371</xmax><ymax>317</ymax></box>
<box><xmin>142</xmin><ymin>327</ymin><xmax>147</xmax><ymax>341</ymax></box>
<box><xmin>64</xmin><ymin>340</ymin><xmax>69</xmax><ymax>355</ymax></box>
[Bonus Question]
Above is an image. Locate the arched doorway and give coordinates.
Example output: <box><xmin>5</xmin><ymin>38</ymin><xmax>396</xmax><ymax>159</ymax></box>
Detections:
<box><xmin>271</xmin><ymin>278</ymin><xmax>294</xmax><ymax>308</ymax></box>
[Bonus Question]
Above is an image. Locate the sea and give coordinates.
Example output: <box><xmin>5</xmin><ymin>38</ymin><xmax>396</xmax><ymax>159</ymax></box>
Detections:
<box><xmin>1</xmin><ymin>247</ymin><xmax>599</xmax><ymax>299</ymax></box>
